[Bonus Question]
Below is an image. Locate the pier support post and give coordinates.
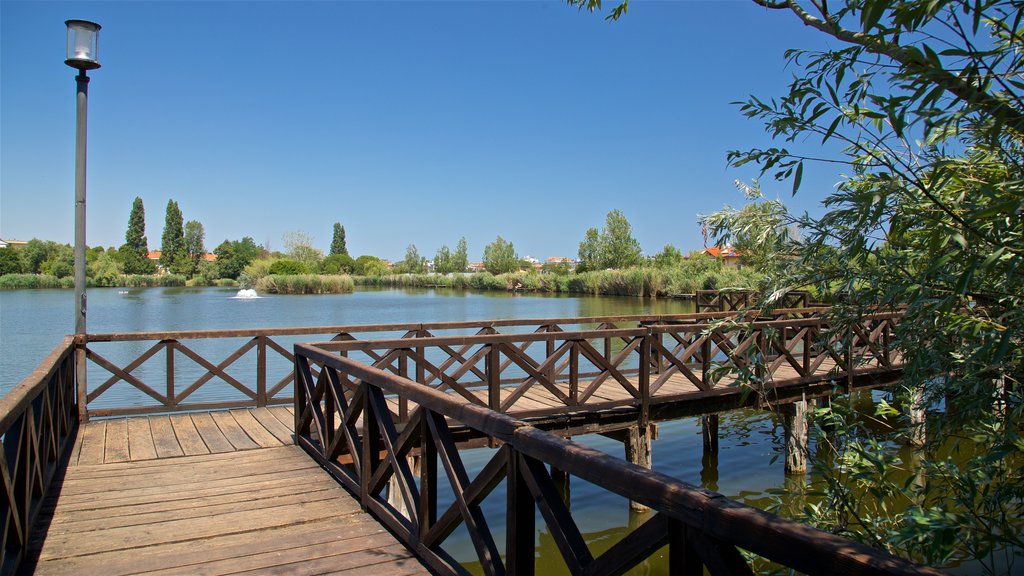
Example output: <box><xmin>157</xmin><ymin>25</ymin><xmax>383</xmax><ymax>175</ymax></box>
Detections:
<box><xmin>783</xmin><ymin>399</ymin><xmax>809</xmax><ymax>475</ymax></box>
<box><xmin>550</xmin><ymin>465</ymin><xmax>570</xmax><ymax>507</ymax></box>
<box><xmin>625</xmin><ymin>425</ymin><xmax>653</xmax><ymax>512</ymax></box>
<box><xmin>907</xmin><ymin>385</ymin><xmax>926</xmax><ymax>448</ymax></box>
<box><xmin>388</xmin><ymin>455</ymin><xmax>418</xmax><ymax>519</ymax></box>
<box><xmin>701</xmin><ymin>414</ymin><xmax>719</xmax><ymax>454</ymax></box>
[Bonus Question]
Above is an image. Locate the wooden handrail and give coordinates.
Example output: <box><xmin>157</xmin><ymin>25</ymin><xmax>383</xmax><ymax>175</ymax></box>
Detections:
<box><xmin>0</xmin><ymin>336</ymin><xmax>79</xmax><ymax>575</ymax></box>
<box><xmin>293</xmin><ymin>343</ymin><xmax>943</xmax><ymax>575</ymax></box>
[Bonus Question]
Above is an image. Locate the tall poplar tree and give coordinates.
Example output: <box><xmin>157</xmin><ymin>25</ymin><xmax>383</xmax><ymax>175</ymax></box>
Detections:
<box><xmin>330</xmin><ymin>222</ymin><xmax>348</xmax><ymax>256</ymax></box>
<box><xmin>160</xmin><ymin>200</ymin><xmax>184</xmax><ymax>271</ymax></box>
<box><xmin>122</xmin><ymin>197</ymin><xmax>155</xmax><ymax>274</ymax></box>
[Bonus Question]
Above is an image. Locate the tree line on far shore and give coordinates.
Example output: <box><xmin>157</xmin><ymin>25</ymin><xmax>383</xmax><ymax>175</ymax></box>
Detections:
<box><xmin>0</xmin><ymin>200</ymin><xmax>756</xmax><ymax>294</ymax></box>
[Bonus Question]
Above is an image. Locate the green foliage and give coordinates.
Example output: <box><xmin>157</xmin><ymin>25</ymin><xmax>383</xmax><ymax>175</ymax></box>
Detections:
<box><xmin>0</xmin><ymin>274</ymin><xmax>68</xmax><ymax>289</ymax></box>
<box><xmin>214</xmin><ymin>237</ymin><xmax>260</xmax><ymax>280</ymax></box>
<box><xmin>394</xmin><ymin>244</ymin><xmax>427</xmax><ymax>274</ymax></box>
<box><xmin>267</xmin><ymin>259</ymin><xmax>308</xmax><ymax>275</ymax></box>
<box><xmin>19</xmin><ymin>239</ymin><xmax>62</xmax><ymax>274</ymax></box>
<box><xmin>701</xmin><ymin>181</ymin><xmax>796</xmax><ymax>275</ymax></box>
<box><xmin>577</xmin><ymin>210</ymin><xmax>643</xmax><ymax>271</ymax></box>
<box><xmin>122</xmin><ymin>197</ymin><xmax>155</xmax><ymax>275</ymax></box>
<box><xmin>330</xmin><ymin>222</ymin><xmax>348</xmax><ymax>256</ymax></box>
<box><xmin>160</xmin><ymin>200</ymin><xmax>185</xmax><ymax>271</ymax></box>
<box><xmin>483</xmin><ymin>236</ymin><xmax>519</xmax><ymax>274</ymax></box>
<box><xmin>322</xmin><ymin>253</ymin><xmax>356</xmax><ymax>274</ymax></box>
<box><xmin>255</xmin><ymin>274</ymin><xmax>354</xmax><ymax>294</ymax></box>
<box><xmin>453</xmin><ymin>237</ymin><xmax>469</xmax><ymax>273</ymax></box>
<box><xmin>711</xmin><ymin>0</ymin><xmax>1024</xmax><ymax>568</ymax></box>
<box><xmin>182</xmin><ymin>220</ymin><xmax>205</xmax><ymax>277</ymax></box>
<box><xmin>0</xmin><ymin>247</ymin><xmax>23</xmax><ymax>275</ymax></box>
<box><xmin>39</xmin><ymin>244</ymin><xmax>74</xmax><ymax>279</ymax></box>
<box><xmin>283</xmin><ymin>230</ymin><xmax>324</xmax><ymax>272</ymax></box>
<box><xmin>87</xmin><ymin>252</ymin><xmax>123</xmax><ymax>286</ymax></box>
<box><xmin>354</xmin><ymin>255</ymin><xmax>389</xmax><ymax>276</ymax></box>
<box><xmin>652</xmin><ymin>244</ymin><xmax>684</xmax><ymax>269</ymax></box>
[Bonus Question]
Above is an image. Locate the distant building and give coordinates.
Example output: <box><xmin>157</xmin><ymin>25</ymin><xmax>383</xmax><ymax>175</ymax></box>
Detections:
<box><xmin>468</xmin><ymin>262</ymin><xmax>486</xmax><ymax>272</ymax></box>
<box><xmin>702</xmin><ymin>246</ymin><xmax>742</xmax><ymax>268</ymax></box>
<box><xmin>0</xmin><ymin>239</ymin><xmax>27</xmax><ymax>249</ymax></box>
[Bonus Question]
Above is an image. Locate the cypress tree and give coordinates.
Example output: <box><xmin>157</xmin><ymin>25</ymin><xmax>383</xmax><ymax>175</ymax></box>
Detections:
<box><xmin>122</xmin><ymin>197</ymin><xmax>155</xmax><ymax>274</ymax></box>
<box><xmin>330</xmin><ymin>222</ymin><xmax>348</xmax><ymax>256</ymax></box>
<box><xmin>160</xmin><ymin>200</ymin><xmax>185</xmax><ymax>271</ymax></box>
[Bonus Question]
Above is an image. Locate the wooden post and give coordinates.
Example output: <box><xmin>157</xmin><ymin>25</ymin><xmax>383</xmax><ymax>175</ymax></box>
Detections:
<box><xmin>783</xmin><ymin>399</ymin><xmax>809</xmax><ymax>475</ymax></box>
<box><xmin>256</xmin><ymin>335</ymin><xmax>267</xmax><ymax>406</ymax></box>
<box><xmin>907</xmin><ymin>385</ymin><xmax>926</xmax><ymax>447</ymax></box>
<box><xmin>625</xmin><ymin>425</ymin><xmax>652</xmax><ymax>512</ymax></box>
<box><xmin>550</xmin><ymin>464</ymin><xmax>570</xmax><ymax>507</ymax></box>
<box><xmin>701</xmin><ymin>414</ymin><xmax>719</xmax><ymax>454</ymax></box>
<box><xmin>506</xmin><ymin>449</ymin><xmax>535</xmax><ymax>576</ymax></box>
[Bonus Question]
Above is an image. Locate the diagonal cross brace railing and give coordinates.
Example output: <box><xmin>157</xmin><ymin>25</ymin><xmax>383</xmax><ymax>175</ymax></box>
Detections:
<box><xmin>293</xmin><ymin>342</ymin><xmax>943</xmax><ymax>576</ymax></box>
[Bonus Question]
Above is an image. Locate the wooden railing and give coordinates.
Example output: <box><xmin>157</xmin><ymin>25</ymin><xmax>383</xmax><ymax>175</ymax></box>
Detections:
<box><xmin>76</xmin><ymin>306</ymin><xmax>830</xmax><ymax>418</ymax></box>
<box><xmin>293</xmin><ymin>342</ymin><xmax>942</xmax><ymax>576</ymax></box>
<box><xmin>0</xmin><ymin>336</ymin><xmax>78</xmax><ymax>575</ymax></box>
<box><xmin>695</xmin><ymin>289</ymin><xmax>810</xmax><ymax>313</ymax></box>
<box><xmin>304</xmin><ymin>310</ymin><xmax>903</xmax><ymax>424</ymax></box>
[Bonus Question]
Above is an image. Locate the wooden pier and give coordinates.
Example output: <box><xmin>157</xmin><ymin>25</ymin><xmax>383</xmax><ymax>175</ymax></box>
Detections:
<box><xmin>20</xmin><ymin>407</ymin><xmax>428</xmax><ymax>575</ymax></box>
<box><xmin>2</xmin><ymin>301</ymin><xmax>945</xmax><ymax>575</ymax></box>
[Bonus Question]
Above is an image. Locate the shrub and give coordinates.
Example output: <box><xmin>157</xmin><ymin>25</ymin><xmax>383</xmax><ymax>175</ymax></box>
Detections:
<box><xmin>255</xmin><ymin>274</ymin><xmax>354</xmax><ymax>294</ymax></box>
<box><xmin>268</xmin><ymin>259</ymin><xmax>308</xmax><ymax>276</ymax></box>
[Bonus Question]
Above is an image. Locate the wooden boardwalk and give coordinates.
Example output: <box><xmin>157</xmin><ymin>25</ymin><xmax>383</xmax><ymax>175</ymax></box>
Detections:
<box><xmin>27</xmin><ymin>409</ymin><xmax>431</xmax><ymax>576</ymax></box>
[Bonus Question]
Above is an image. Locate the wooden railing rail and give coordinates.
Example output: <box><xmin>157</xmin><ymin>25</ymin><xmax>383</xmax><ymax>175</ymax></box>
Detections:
<box><xmin>305</xmin><ymin>312</ymin><xmax>903</xmax><ymax>422</ymax></box>
<box><xmin>76</xmin><ymin>305</ymin><xmax>833</xmax><ymax>418</ymax></box>
<box><xmin>0</xmin><ymin>336</ymin><xmax>78</xmax><ymax>575</ymax></box>
<box><xmin>293</xmin><ymin>343</ymin><xmax>942</xmax><ymax>576</ymax></box>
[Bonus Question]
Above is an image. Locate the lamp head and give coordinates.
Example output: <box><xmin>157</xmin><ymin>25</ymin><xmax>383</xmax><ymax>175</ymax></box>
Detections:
<box><xmin>65</xmin><ymin>19</ymin><xmax>101</xmax><ymax>70</ymax></box>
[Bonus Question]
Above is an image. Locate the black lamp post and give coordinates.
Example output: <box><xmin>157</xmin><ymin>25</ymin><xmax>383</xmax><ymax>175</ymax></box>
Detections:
<box><xmin>65</xmin><ymin>19</ymin><xmax>100</xmax><ymax>336</ymax></box>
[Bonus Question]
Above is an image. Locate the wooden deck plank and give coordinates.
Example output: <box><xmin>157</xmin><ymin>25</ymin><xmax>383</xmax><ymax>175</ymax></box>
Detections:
<box><xmin>250</xmin><ymin>406</ymin><xmax>294</xmax><ymax>444</ymax></box>
<box><xmin>148</xmin><ymin>415</ymin><xmax>185</xmax><ymax>458</ymax></box>
<box><xmin>76</xmin><ymin>420</ymin><xmax>105</xmax><ymax>465</ymax></box>
<box><xmin>102</xmin><ymin>418</ymin><xmax>130</xmax><ymax>463</ymax></box>
<box><xmin>210</xmin><ymin>409</ymin><xmax>260</xmax><ymax>450</ymax></box>
<box><xmin>229</xmin><ymin>408</ymin><xmax>284</xmax><ymax>448</ymax></box>
<box><xmin>32</xmin><ymin>516</ymin><xmax>381</xmax><ymax>576</ymax></box>
<box><xmin>126</xmin><ymin>416</ymin><xmax>158</xmax><ymax>461</ymax></box>
<box><xmin>190</xmin><ymin>411</ymin><xmax>236</xmax><ymax>453</ymax></box>
<box><xmin>30</xmin><ymin>445</ymin><xmax>428</xmax><ymax>576</ymax></box>
<box><xmin>268</xmin><ymin>405</ymin><xmax>295</xmax><ymax>429</ymax></box>
<box><xmin>168</xmin><ymin>413</ymin><xmax>211</xmax><ymax>456</ymax></box>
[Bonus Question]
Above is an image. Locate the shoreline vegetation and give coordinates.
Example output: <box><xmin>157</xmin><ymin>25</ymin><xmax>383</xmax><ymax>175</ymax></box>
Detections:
<box><xmin>0</xmin><ymin>262</ymin><xmax>759</xmax><ymax>298</ymax></box>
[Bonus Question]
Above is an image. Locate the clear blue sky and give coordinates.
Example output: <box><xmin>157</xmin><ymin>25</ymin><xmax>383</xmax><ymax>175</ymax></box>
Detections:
<box><xmin>1</xmin><ymin>1</ymin><xmax>840</xmax><ymax>262</ymax></box>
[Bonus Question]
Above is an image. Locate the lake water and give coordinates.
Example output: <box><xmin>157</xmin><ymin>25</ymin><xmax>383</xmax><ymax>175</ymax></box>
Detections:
<box><xmin>0</xmin><ymin>287</ymin><xmax>992</xmax><ymax>574</ymax></box>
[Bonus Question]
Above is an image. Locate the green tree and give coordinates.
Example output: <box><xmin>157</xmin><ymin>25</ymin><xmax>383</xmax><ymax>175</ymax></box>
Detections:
<box><xmin>283</xmin><ymin>230</ymin><xmax>324</xmax><ymax>272</ymax></box>
<box><xmin>330</xmin><ymin>222</ymin><xmax>348</xmax><ymax>256</ymax></box>
<box><xmin>395</xmin><ymin>244</ymin><xmax>426</xmax><ymax>274</ymax></box>
<box><xmin>354</xmin><ymin>255</ymin><xmax>389</xmax><ymax>276</ymax></box>
<box><xmin>160</xmin><ymin>200</ymin><xmax>185</xmax><ymax>271</ymax></box>
<box><xmin>452</xmin><ymin>237</ymin><xmax>469</xmax><ymax>273</ymax></box>
<box><xmin>19</xmin><ymin>239</ymin><xmax>61</xmax><ymax>274</ymax></box>
<box><xmin>576</xmin><ymin>210</ymin><xmax>643</xmax><ymax>271</ymax></box>
<box><xmin>483</xmin><ymin>236</ymin><xmax>519</xmax><ymax>274</ymax></box>
<box><xmin>433</xmin><ymin>245</ymin><xmax>453</xmax><ymax>274</ymax></box>
<box><xmin>214</xmin><ymin>237</ymin><xmax>260</xmax><ymax>280</ymax></box>
<box><xmin>268</xmin><ymin>259</ymin><xmax>308</xmax><ymax>275</ymax></box>
<box><xmin>701</xmin><ymin>0</ymin><xmax>1024</xmax><ymax>568</ymax></box>
<box><xmin>322</xmin><ymin>253</ymin><xmax>355</xmax><ymax>274</ymax></box>
<box><xmin>651</xmin><ymin>244</ymin><xmax>684</xmax><ymax>269</ymax></box>
<box><xmin>576</xmin><ymin>227</ymin><xmax>604</xmax><ymax>273</ymax></box>
<box><xmin>88</xmin><ymin>251</ymin><xmax>122</xmax><ymax>286</ymax></box>
<box><xmin>182</xmin><ymin>220</ymin><xmax>206</xmax><ymax>277</ymax></box>
<box><xmin>0</xmin><ymin>247</ymin><xmax>23</xmax><ymax>275</ymax></box>
<box><xmin>122</xmin><ymin>197</ymin><xmax>156</xmax><ymax>275</ymax></box>
<box><xmin>40</xmin><ymin>244</ymin><xmax>74</xmax><ymax>278</ymax></box>
<box><xmin>700</xmin><ymin>181</ymin><xmax>794</xmax><ymax>275</ymax></box>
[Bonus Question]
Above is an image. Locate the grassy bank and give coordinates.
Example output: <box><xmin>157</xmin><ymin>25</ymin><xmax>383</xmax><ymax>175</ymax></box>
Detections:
<box><xmin>353</xmin><ymin>266</ymin><xmax>760</xmax><ymax>298</ymax></box>
<box><xmin>0</xmin><ymin>273</ymin><xmax>191</xmax><ymax>289</ymax></box>
<box><xmin>254</xmin><ymin>274</ymin><xmax>355</xmax><ymax>294</ymax></box>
